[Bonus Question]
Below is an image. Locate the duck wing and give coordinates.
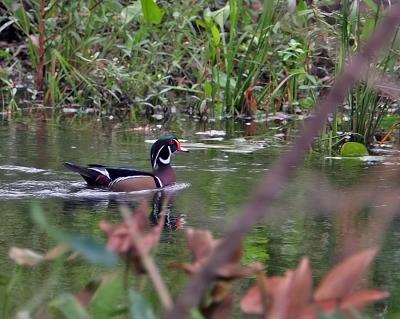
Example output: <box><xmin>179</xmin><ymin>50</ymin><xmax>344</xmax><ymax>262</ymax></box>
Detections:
<box><xmin>65</xmin><ymin>162</ymin><xmax>161</xmax><ymax>188</ymax></box>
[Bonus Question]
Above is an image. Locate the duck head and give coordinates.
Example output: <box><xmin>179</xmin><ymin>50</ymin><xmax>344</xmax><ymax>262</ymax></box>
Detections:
<box><xmin>150</xmin><ymin>135</ymin><xmax>188</xmax><ymax>170</ymax></box>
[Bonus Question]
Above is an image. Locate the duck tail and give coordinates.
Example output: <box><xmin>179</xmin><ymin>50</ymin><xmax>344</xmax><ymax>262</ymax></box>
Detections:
<box><xmin>64</xmin><ymin>162</ymin><xmax>109</xmax><ymax>186</ymax></box>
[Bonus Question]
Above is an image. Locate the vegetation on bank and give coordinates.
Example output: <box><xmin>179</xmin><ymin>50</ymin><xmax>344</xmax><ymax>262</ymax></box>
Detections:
<box><xmin>0</xmin><ymin>0</ymin><xmax>399</xmax><ymax>146</ymax></box>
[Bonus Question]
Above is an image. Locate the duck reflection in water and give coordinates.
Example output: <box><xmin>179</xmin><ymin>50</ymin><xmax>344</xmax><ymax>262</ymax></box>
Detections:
<box><xmin>61</xmin><ymin>190</ymin><xmax>185</xmax><ymax>232</ymax></box>
<box><xmin>149</xmin><ymin>190</ymin><xmax>185</xmax><ymax>231</ymax></box>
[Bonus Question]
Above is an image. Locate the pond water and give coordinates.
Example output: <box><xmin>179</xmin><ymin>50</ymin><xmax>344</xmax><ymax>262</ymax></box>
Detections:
<box><xmin>0</xmin><ymin>116</ymin><xmax>399</xmax><ymax>317</ymax></box>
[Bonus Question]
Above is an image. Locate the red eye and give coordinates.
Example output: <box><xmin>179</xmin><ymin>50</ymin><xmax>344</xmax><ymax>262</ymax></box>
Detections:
<box><xmin>168</xmin><ymin>140</ymin><xmax>175</xmax><ymax>145</ymax></box>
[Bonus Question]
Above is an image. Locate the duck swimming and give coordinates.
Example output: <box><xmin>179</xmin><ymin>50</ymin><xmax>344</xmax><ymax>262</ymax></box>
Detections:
<box><xmin>64</xmin><ymin>135</ymin><xmax>188</xmax><ymax>192</ymax></box>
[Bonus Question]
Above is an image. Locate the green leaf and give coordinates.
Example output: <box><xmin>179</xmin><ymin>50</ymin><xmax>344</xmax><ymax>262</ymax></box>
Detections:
<box><xmin>360</xmin><ymin>17</ymin><xmax>376</xmax><ymax>42</ymax></box>
<box><xmin>207</xmin><ymin>4</ymin><xmax>230</xmax><ymax>27</ymax></box>
<box><xmin>364</xmin><ymin>0</ymin><xmax>378</xmax><ymax>12</ymax></box>
<box><xmin>340</xmin><ymin>142</ymin><xmax>369</xmax><ymax>157</ymax></box>
<box><xmin>31</xmin><ymin>206</ymin><xmax>117</xmax><ymax>267</ymax></box>
<box><xmin>50</xmin><ymin>294</ymin><xmax>90</xmax><ymax>319</ymax></box>
<box><xmin>299</xmin><ymin>97</ymin><xmax>315</xmax><ymax>109</ymax></box>
<box><xmin>190</xmin><ymin>309</ymin><xmax>205</xmax><ymax>319</ymax></box>
<box><xmin>89</xmin><ymin>272</ymin><xmax>126</xmax><ymax>319</ymax></box>
<box><xmin>140</xmin><ymin>0</ymin><xmax>164</xmax><ymax>24</ymax></box>
<box><xmin>62</xmin><ymin>234</ymin><xmax>118</xmax><ymax>267</ymax></box>
<box><xmin>305</xmin><ymin>73</ymin><xmax>318</xmax><ymax>85</ymax></box>
<box><xmin>213</xmin><ymin>71</ymin><xmax>236</xmax><ymax>89</ymax></box>
<box><xmin>14</xmin><ymin>5</ymin><xmax>30</xmax><ymax>35</ymax></box>
<box><xmin>195</xmin><ymin>18</ymin><xmax>207</xmax><ymax>29</ymax></box>
<box><xmin>2</xmin><ymin>0</ymin><xmax>13</xmax><ymax>8</ymax></box>
<box><xmin>128</xmin><ymin>289</ymin><xmax>155</xmax><ymax>319</ymax></box>
<box><xmin>210</xmin><ymin>24</ymin><xmax>221</xmax><ymax>46</ymax></box>
<box><xmin>204</xmin><ymin>3</ymin><xmax>230</xmax><ymax>26</ymax></box>
<box><xmin>30</xmin><ymin>204</ymin><xmax>50</xmax><ymax>229</ymax></box>
<box><xmin>0</xmin><ymin>49</ymin><xmax>13</xmax><ymax>60</ymax></box>
<box><xmin>204</xmin><ymin>81</ymin><xmax>213</xmax><ymax>97</ymax></box>
<box><xmin>121</xmin><ymin>3</ymin><xmax>143</xmax><ymax>24</ymax></box>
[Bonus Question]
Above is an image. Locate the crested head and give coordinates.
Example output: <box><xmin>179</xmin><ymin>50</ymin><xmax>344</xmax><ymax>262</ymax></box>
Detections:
<box><xmin>150</xmin><ymin>135</ymin><xmax>188</xmax><ymax>170</ymax></box>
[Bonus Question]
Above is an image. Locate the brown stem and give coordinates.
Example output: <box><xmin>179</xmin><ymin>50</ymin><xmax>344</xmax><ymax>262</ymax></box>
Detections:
<box><xmin>164</xmin><ymin>4</ymin><xmax>400</xmax><ymax>319</ymax></box>
<box><xmin>120</xmin><ymin>206</ymin><xmax>173</xmax><ymax>311</ymax></box>
<box><xmin>37</xmin><ymin>0</ymin><xmax>47</xmax><ymax>93</ymax></box>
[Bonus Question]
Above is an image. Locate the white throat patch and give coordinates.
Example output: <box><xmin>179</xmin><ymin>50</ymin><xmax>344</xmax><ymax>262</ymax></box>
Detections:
<box><xmin>154</xmin><ymin>145</ymin><xmax>171</xmax><ymax>168</ymax></box>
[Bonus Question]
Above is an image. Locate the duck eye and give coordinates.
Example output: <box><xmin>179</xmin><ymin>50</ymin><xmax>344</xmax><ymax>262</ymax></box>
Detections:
<box><xmin>168</xmin><ymin>140</ymin><xmax>175</xmax><ymax>145</ymax></box>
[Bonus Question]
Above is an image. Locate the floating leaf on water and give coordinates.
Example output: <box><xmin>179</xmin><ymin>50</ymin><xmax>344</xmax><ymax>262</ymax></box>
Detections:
<box><xmin>62</xmin><ymin>108</ymin><xmax>78</xmax><ymax>114</ymax></box>
<box><xmin>340</xmin><ymin>142</ymin><xmax>369</xmax><ymax>157</ymax></box>
<box><xmin>195</xmin><ymin>130</ymin><xmax>226</xmax><ymax>137</ymax></box>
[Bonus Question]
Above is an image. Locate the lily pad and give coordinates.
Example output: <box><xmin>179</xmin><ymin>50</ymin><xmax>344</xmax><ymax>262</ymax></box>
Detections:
<box><xmin>340</xmin><ymin>142</ymin><xmax>369</xmax><ymax>157</ymax></box>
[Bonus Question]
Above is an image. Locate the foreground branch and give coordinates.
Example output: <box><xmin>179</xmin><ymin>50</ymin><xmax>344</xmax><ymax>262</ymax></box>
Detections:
<box><xmin>165</xmin><ymin>4</ymin><xmax>400</xmax><ymax>318</ymax></box>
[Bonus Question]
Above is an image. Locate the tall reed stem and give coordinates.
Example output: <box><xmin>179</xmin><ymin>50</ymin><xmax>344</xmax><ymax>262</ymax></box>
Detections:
<box><xmin>37</xmin><ymin>0</ymin><xmax>47</xmax><ymax>93</ymax></box>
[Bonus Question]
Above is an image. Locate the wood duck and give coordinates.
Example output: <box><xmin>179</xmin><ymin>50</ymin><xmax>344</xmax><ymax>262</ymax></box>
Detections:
<box><xmin>64</xmin><ymin>135</ymin><xmax>188</xmax><ymax>192</ymax></box>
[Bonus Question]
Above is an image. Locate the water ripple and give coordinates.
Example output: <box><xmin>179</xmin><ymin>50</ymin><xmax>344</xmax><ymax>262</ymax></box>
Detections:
<box><xmin>0</xmin><ymin>180</ymin><xmax>190</xmax><ymax>200</ymax></box>
<box><xmin>0</xmin><ymin>165</ymin><xmax>49</xmax><ymax>174</ymax></box>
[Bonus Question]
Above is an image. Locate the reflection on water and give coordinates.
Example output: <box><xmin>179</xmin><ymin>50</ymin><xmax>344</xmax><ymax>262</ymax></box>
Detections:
<box><xmin>0</xmin><ymin>118</ymin><xmax>399</xmax><ymax>316</ymax></box>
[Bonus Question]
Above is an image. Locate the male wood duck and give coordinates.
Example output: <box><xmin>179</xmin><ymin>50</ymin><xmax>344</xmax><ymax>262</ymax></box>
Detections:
<box><xmin>64</xmin><ymin>135</ymin><xmax>188</xmax><ymax>192</ymax></box>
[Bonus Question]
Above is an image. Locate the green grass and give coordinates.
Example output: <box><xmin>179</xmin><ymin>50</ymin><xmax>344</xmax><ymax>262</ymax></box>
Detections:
<box><xmin>0</xmin><ymin>0</ymin><xmax>399</xmax><ymax>146</ymax></box>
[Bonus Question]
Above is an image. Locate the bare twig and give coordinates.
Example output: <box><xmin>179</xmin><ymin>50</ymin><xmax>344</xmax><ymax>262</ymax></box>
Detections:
<box><xmin>120</xmin><ymin>206</ymin><xmax>173</xmax><ymax>311</ymax></box>
<box><xmin>165</xmin><ymin>4</ymin><xmax>400</xmax><ymax>318</ymax></box>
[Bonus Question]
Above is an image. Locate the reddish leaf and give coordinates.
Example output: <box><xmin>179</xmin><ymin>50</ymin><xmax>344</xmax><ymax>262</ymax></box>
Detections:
<box><xmin>240</xmin><ymin>280</ymin><xmax>265</xmax><ymax>314</ymax></box>
<box><xmin>287</xmin><ymin>257</ymin><xmax>313</xmax><ymax>318</ymax></box>
<box><xmin>297</xmin><ymin>305</ymin><xmax>320</xmax><ymax>319</ymax></box>
<box><xmin>183</xmin><ymin>228</ymin><xmax>261</xmax><ymax>280</ymax></box>
<box><xmin>340</xmin><ymin>289</ymin><xmax>389</xmax><ymax>310</ymax></box>
<box><xmin>268</xmin><ymin>271</ymin><xmax>294</xmax><ymax>319</ymax></box>
<box><xmin>99</xmin><ymin>203</ymin><xmax>163</xmax><ymax>272</ymax></box>
<box><xmin>185</xmin><ymin>228</ymin><xmax>216</xmax><ymax>262</ymax></box>
<box><xmin>314</xmin><ymin>299</ymin><xmax>339</xmax><ymax>314</ymax></box>
<box><xmin>314</xmin><ymin>248</ymin><xmax>377</xmax><ymax>301</ymax></box>
<box><xmin>244</xmin><ymin>86</ymin><xmax>257</xmax><ymax>116</ymax></box>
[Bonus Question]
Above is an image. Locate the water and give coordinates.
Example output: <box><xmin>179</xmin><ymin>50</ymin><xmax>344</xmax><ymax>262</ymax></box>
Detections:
<box><xmin>0</xmin><ymin>117</ymin><xmax>399</xmax><ymax>316</ymax></box>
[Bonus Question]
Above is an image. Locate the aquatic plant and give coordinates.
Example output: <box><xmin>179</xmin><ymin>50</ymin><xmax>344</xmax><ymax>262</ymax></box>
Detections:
<box><xmin>0</xmin><ymin>0</ymin><xmax>325</xmax><ymax>119</ymax></box>
<box><xmin>334</xmin><ymin>0</ymin><xmax>400</xmax><ymax>145</ymax></box>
